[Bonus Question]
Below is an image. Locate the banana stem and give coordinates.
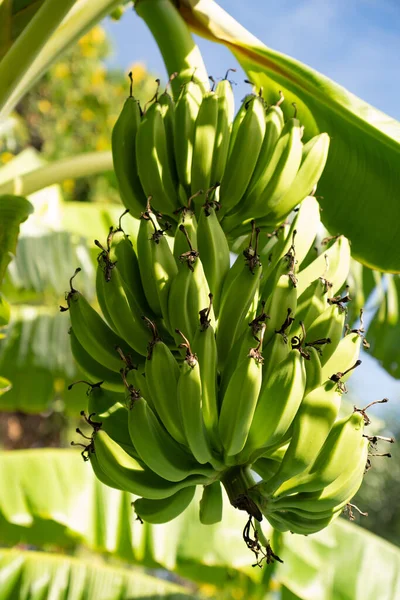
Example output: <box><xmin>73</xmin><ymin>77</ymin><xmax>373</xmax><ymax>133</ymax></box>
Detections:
<box><xmin>135</xmin><ymin>0</ymin><xmax>209</xmax><ymax>98</ymax></box>
<box><xmin>221</xmin><ymin>466</ymin><xmax>257</xmax><ymax>505</ymax></box>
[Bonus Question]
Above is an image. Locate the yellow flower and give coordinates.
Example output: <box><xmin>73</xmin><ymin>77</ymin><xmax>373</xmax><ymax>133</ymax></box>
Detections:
<box><xmin>62</xmin><ymin>179</ymin><xmax>75</xmax><ymax>194</ymax></box>
<box><xmin>128</xmin><ymin>62</ymin><xmax>147</xmax><ymax>84</ymax></box>
<box><xmin>53</xmin><ymin>63</ymin><xmax>70</xmax><ymax>79</ymax></box>
<box><xmin>81</xmin><ymin>108</ymin><xmax>95</xmax><ymax>122</ymax></box>
<box><xmin>91</xmin><ymin>25</ymin><xmax>106</xmax><ymax>44</ymax></box>
<box><xmin>0</xmin><ymin>152</ymin><xmax>14</xmax><ymax>164</ymax></box>
<box><xmin>38</xmin><ymin>99</ymin><xmax>52</xmax><ymax>114</ymax></box>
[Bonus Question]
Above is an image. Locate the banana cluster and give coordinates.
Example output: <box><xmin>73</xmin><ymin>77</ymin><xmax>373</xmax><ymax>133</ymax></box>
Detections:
<box><xmin>65</xmin><ymin>192</ymin><xmax>390</xmax><ymax>536</ymax></box>
<box><xmin>112</xmin><ymin>73</ymin><xmax>330</xmax><ymax>238</ymax></box>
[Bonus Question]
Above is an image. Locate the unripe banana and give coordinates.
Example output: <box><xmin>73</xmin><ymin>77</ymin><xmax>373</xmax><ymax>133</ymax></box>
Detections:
<box><xmin>159</xmin><ymin>84</ymin><xmax>179</xmax><ymax>189</ymax></box>
<box><xmin>219</xmin><ymin>95</ymin><xmax>266</xmax><ymax>215</ymax></box>
<box><xmin>111</xmin><ymin>76</ymin><xmax>146</xmax><ymax>217</ymax></box>
<box><xmin>113</xmin><ymin>234</ymin><xmax>150</xmax><ymax>317</ymax></box>
<box><xmin>93</xmin><ymin>429</ymin><xmax>209</xmax><ymax>500</ymax></box>
<box><xmin>290</xmin><ymin>276</ymin><xmax>332</xmax><ymax>339</ymax></box>
<box><xmin>273</xmin><ymin>410</ymin><xmax>367</xmax><ymax>497</ymax></box>
<box><xmin>320</xmin><ymin>329</ymin><xmax>362</xmax><ymax>383</ymax></box>
<box><xmin>137</xmin><ymin>211</ymin><xmax>162</xmax><ymax>316</ymax></box>
<box><xmin>173</xmin><ymin>206</ymin><xmax>198</xmax><ymax>261</ymax></box>
<box><xmin>227</xmin><ymin>92</ymin><xmax>255</xmax><ymax>160</ymax></box>
<box><xmin>169</xmin><ymin>225</ymin><xmax>214</xmax><ymax>345</ymax></box>
<box><xmin>85</xmin><ymin>384</ymin><xmax>137</xmax><ymax>458</ymax></box>
<box><xmin>174</xmin><ymin>79</ymin><xmax>203</xmax><ymax>192</ymax></box>
<box><xmin>218</xmin><ymin>325</ymin><xmax>265</xmax><ymax>457</ymax></box>
<box><xmin>66</xmin><ymin>270</ymin><xmax>139</xmax><ymax>372</ymax></box>
<box><xmin>95</xmin><ymin>258</ymin><xmax>117</xmax><ymax>332</ymax></box>
<box><xmin>176</xmin><ymin>331</ymin><xmax>216</xmax><ymax>466</ymax></box>
<box><xmin>242</xmin><ymin>347</ymin><xmax>306</xmax><ymax>461</ymax></box>
<box><xmin>263</xmin><ymin>132</ymin><xmax>330</xmax><ymax>225</ymax></box>
<box><xmin>211</xmin><ymin>77</ymin><xmax>234</xmax><ymax>185</ymax></box>
<box><xmin>69</xmin><ymin>328</ymin><xmax>124</xmax><ymax>393</ymax></box>
<box><xmin>128</xmin><ymin>393</ymin><xmax>212</xmax><ymax>481</ymax></box>
<box><xmin>134</xmin><ymin>486</ymin><xmax>196</xmax><ymax>524</ymax></box>
<box><xmin>136</xmin><ymin>101</ymin><xmax>179</xmax><ymax>217</ymax></box>
<box><xmin>258</xmin><ymin>378</ymin><xmax>344</xmax><ymax>497</ymax></box>
<box><xmin>101</xmin><ymin>257</ymin><xmax>150</xmax><ymax>357</ymax></box>
<box><xmin>192</xmin><ymin>297</ymin><xmax>220</xmax><ymax>451</ymax></box>
<box><xmin>197</xmin><ymin>202</ymin><xmax>230</xmax><ymax>316</ymax></box>
<box><xmin>145</xmin><ymin>328</ymin><xmax>186</xmax><ymax>445</ymax></box>
<box><xmin>296</xmin><ymin>235</ymin><xmax>351</xmax><ymax>297</ymax></box>
<box><xmin>217</xmin><ymin>224</ymin><xmax>263</xmax><ymax>369</ymax></box>
<box><xmin>303</xmin><ymin>344</ymin><xmax>323</xmax><ymax>395</ymax></box>
<box><xmin>191</xmin><ymin>91</ymin><xmax>219</xmax><ymax>201</ymax></box>
<box><xmin>307</xmin><ymin>302</ymin><xmax>346</xmax><ymax>365</ymax></box>
<box><xmin>223</xmin><ymin>115</ymin><xmax>303</xmax><ymax>233</ymax></box>
<box><xmin>199</xmin><ymin>481</ymin><xmax>223</xmax><ymax>524</ymax></box>
<box><xmin>246</xmin><ymin>98</ymin><xmax>285</xmax><ymax>192</ymax></box>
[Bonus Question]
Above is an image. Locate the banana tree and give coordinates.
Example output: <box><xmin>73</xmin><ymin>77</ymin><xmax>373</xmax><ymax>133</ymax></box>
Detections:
<box><xmin>1</xmin><ymin>1</ymin><xmax>400</xmax><ymax>599</ymax></box>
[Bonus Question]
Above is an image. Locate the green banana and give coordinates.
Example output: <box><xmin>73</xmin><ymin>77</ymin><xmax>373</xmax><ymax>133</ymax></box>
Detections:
<box><xmin>197</xmin><ymin>201</ymin><xmax>230</xmax><ymax>315</ymax></box>
<box><xmin>246</xmin><ymin>96</ymin><xmax>285</xmax><ymax>192</ymax></box>
<box><xmin>66</xmin><ymin>269</ymin><xmax>138</xmax><ymax>372</ymax></box>
<box><xmin>192</xmin><ymin>296</ymin><xmax>221</xmax><ymax>451</ymax></box>
<box><xmin>270</xmin><ymin>410</ymin><xmax>367</xmax><ymax>498</ymax></box>
<box><xmin>199</xmin><ymin>481</ymin><xmax>223</xmax><ymax>524</ymax></box>
<box><xmin>95</xmin><ymin>257</ymin><xmax>117</xmax><ymax>332</ymax></box>
<box><xmin>306</xmin><ymin>302</ymin><xmax>347</xmax><ymax>365</ymax></box>
<box><xmin>263</xmin><ymin>132</ymin><xmax>330</xmax><ymax>225</ymax></box>
<box><xmin>226</xmin><ymin>112</ymin><xmax>303</xmax><ymax>228</ymax></box>
<box><xmin>128</xmin><ymin>393</ymin><xmax>212</xmax><ymax>482</ymax></box>
<box><xmin>226</xmin><ymin>92</ymin><xmax>255</xmax><ymax>160</ymax></box>
<box><xmin>290</xmin><ymin>276</ymin><xmax>332</xmax><ymax>339</ymax></box>
<box><xmin>113</xmin><ymin>234</ymin><xmax>150</xmax><ymax>316</ymax></box>
<box><xmin>145</xmin><ymin>326</ymin><xmax>186</xmax><ymax>445</ymax></box>
<box><xmin>257</xmin><ymin>377</ymin><xmax>344</xmax><ymax>497</ymax></box>
<box><xmin>134</xmin><ymin>486</ymin><xmax>196</xmax><ymax>524</ymax></box>
<box><xmin>101</xmin><ymin>257</ymin><xmax>150</xmax><ymax>357</ymax></box>
<box><xmin>211</xmin><ymin>76</ymin><xmax>235</xmax><ymax>185</ymax></box>
<box><xmin>320</xmin><ymin>329</ymin><xmax>362</xmax><ymax>382</ymax></box>
<box><xmin>217</xmin><ymin>224</ymin><xmax>263</xmax><ymax>369</ymax></box>
<box><xmin>147</xmin><ymin>214</ymin><xmax>178</xmax><ymax>328</ymax></box>
<box><xmin>191</xmin><ymin>91</ymin><xmax>219</xmax><ymax>200</ymax></box>
<box><xmin>137</xmin><ymin>210</ymin><xmax>162</xmax><ymax>316</ymax></box>
<box><xmin>69</xmin><ymin>328</ymin><xmax>124</xmax><ymax>393</ymax></box>
<box><xmin>136</xmin><ymin>101</ymin><xmax>179</xmax><ymax>216</ymax></box>
<box><xmin>111</xmin><ymin>74</ymin><xmax>146</xmax><ymax>217</ymax></box>
<box><xmin>218</xmin><ymin>325</ymin><xmax>265</xmax><ymax>457</ymax></box>
<box><xmin>176</xmin><ymin>331</ymin><xmax>216</xmax><ymax>466</ymax></box>
<box><xmin>174</xmin><ymin>79</ymin><xmax>203</xmax><ymax>192</ymax></box>
<box><xmin>169</xmin><ymin>225</ymin><xmax>214</xmax><ymax>344</ymax></box>
<box><xmin>173</xmin><ymin>204</ymin><xmax>198</xmax><ymax>261</ymax></box>
<box><xmin>296</xmin><ymin>235</ymin><xmax>351</xmax><ymax>297</ymax></box>
<box><xmin>219</xmin><ymin>95</ymin><xmax>266</xmax><ymax>215</ymax></box>
<box><xmin>93</xmin><ymin>429</ymin><xmax>209</xmax><ymax>499</ymax></box>
<box><xmin>242</xmin><ymin>347</ymin><xmax>306</xmax><ymax>461</ymax></box>
<box><xmin>303</xmin><ymin>344</ymin><xmax>323</xmax><ymax>395</ymax></box>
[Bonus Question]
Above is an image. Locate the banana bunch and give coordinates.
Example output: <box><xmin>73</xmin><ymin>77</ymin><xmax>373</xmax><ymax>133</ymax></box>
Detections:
<box><xmin>64</xmin><ymin>194</ymin><xmax>392</xmax><ymax>541</ymax></box>
<box><xmin>111</xmin><ymin>72</ymin><xmax>330</xmax><ymax>234</ymax></box>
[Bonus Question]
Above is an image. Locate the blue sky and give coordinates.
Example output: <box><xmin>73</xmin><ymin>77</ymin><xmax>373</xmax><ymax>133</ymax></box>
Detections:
<box><xmin>103</xmin><ymin>0</ymin><xmax>400</xmax><ymax>421</ymax></box>
<box><xmin>103</xmin><ymin>0</ymin><xmax>400</xmax><ymax>120</ymax></box>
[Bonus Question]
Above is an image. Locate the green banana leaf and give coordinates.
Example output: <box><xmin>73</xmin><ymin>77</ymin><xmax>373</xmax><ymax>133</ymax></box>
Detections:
<box><xmin>0</xmin><ymin>307</ymin><xmax>82</xmax><ymax>413</ymax></box>
<box><xmin>1</xmin><ymin>449</ymin><xmax>400</xmax><ymax>599</ymax></box>
<box><xmin>0</xmin><ymin>195</ymin><xmax>33</xmax><ymax>285</ymax></box>
<box><xmin>0</xmin><ymin>548</ymin><xmax>195</xmax><ymax>600</ymax></box>
<box><xmin>0</xmin><ymin>0</ymin><xmax>124</xmax><ymax>120</ymax></box>
<box><xmin>162</xmin><ymin>0</ymin><xmax>400</xmax><ymax>273</ymax></box>
<box><xmin>367</xmin><ymin>274</ymin><xmax>400</xmax><ymax>379</ymax></box>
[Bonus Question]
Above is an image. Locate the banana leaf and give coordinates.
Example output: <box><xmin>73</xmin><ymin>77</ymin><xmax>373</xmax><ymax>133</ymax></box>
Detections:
<box><xmin>1</xmin><ymin>449</ymin><xmax>400</xmax><ymax>599</ymax></box>
<box><xmin>0</xmin><ymin>0</ymin><xmax>124</xmax><ymax>119</ymax></box>
<box><xmin>139</xmin><ymin>0</ymin><xmax>400</xmax><ymax>273</ymax></box>
<box><xmin>0</xmin><ymin>548</ymin><xmax>195</xmax><ymax>600</ymax></box>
